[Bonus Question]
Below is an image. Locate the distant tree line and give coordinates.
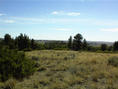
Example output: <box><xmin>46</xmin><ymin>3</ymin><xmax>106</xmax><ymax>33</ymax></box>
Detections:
<box><xmin>0</xmin><ymin>33</ymin><xmax>68</xmax><ymax>51</ymax></box>
<box><xmin>67</xmin><ymin>33</ymin><xmax>118</xmax><ymax>52</ymax></box>
<box><xmin>1</xmin><ymin>33</ymin><xmax>118</xmax><ymax>52</ymax></box>
<box><xmin>44</xmin><ymin>41</ymin><xmax>67</xmax><ymax>50</ymax></box>
<box><xmin>0</xmin><ymin>33</ymin><xmax>38</xmax><ymax>51</ymax></box>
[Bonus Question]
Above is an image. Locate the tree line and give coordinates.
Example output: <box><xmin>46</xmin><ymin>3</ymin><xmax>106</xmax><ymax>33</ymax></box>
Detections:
<box><xmin>67</xmin><ymin>33</ymin><xmax>118</xmax><ymax>52</ymax></box>
<box><xmin>0</xmin><ymin>33</ymin><xmax>38</xmax><ymax>51</ymax></box>
<box><xmin>0</xmin><ymin>33</ymin><xmax>118</xmax><ymax>52</ymax></box>
<box><xmin>0</xmin><ymin>33</ymin><xmax>68</xmax><ymax>51</ymax></box>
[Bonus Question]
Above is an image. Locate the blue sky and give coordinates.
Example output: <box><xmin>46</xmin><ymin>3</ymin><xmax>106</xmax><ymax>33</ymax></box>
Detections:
<box><xmin>0</xmin><ymin>0</ymin><xmax>118</xmax><ymax>42</ymax></box>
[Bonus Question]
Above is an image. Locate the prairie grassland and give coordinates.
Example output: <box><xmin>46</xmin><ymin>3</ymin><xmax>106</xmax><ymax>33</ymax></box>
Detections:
<box><xmin>4</xmin><ymin>50</ymin><xmax>118</xmax><ymax>89</ymax></box>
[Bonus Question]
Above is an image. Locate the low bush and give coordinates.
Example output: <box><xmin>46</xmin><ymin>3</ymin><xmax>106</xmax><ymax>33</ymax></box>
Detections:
<box><xmin>32</xmin><ymin>56</ymin><xmax>39</xmax><ymax>61</ymax></box>
<box><xmin>108</xmin><ymin>56</ymin><xmax>118</xmax><ymax>67</ymax></box>
<box><xmin>0</xmin><ymin>47</ymin><xmax>35</xmax><ymax>82</ymax></box>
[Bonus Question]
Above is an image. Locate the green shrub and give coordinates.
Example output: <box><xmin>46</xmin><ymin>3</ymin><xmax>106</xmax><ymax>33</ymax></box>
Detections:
<box><xmin>108</xmin><ymin>56</ymin><xmax>118</xmax><ymax>67</ymax></box>
<box><xmin>0</xmin><ymin>47</ymin><xmax>35</xmax><ymax>82</ymax></box>
<box><xmin>32</xmin><ymin>56</ymin><xmax>39</xmax><ymax>61</ymax></box>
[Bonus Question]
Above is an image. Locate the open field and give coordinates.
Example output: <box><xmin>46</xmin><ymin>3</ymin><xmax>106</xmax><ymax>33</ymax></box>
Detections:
<box><xmin>2</xmin><ymin>50</ymin><xmax>118</xmax><ymax>89</ymax></box>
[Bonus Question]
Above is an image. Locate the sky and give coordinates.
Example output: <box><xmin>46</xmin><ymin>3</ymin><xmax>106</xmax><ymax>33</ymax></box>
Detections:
<box><xmin>0</xmin><ymin>0</ymin><xmax>118</xmax><ymax>42</ymax></box>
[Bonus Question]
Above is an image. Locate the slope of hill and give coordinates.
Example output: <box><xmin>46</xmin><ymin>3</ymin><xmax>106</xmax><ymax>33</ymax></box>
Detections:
<box><xmin>88</xmin><ymin>41</ymin><xmax>113</xmax><ymax>46</ymax></box>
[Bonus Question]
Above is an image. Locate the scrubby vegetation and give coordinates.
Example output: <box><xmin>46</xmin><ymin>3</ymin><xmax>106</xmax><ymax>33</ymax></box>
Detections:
<box><xmin>108</xmin><ymin>56</ymin><xmax>118</xmax><ymax>67</ymax></box>
<box><xmin>0</xmin><ymin>47</ymin><xmax>35</xmax><ymax>82</ymax></box>
<box><xmin>3</xmin><ymin>50</ymin><xmax>117</xmax><ymax>89</ymax></box>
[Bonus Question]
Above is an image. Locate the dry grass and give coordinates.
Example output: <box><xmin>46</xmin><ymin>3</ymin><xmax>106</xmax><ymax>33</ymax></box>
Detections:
<box><xmin>1</xmin><ymin>50</ymin><xmax>118</xmax><ymax>89</ymax></box>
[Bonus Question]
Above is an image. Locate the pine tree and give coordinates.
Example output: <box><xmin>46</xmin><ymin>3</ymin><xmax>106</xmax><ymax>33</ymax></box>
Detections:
<box><xmin>31</xmin><ymin>39</ymin><xmax>36</xmax><ymax>49</ymax></box>
<box><xmin>68</xmin><ymin>36</ymin><xmax>72</xmax><ymax>49</ymax></box>
<box><xmin>4</xmin><ymin>34</ymin><xmax>12</xmax><ymax>45</ymax></box>
<box><xmin>83</xmin><ymin>39</ymin><xmax>88</xmax><ymax>50</ymax></box>
<box><xmin>3</xmin><ymin>34</ymin><xmax>15</xmax><ymax>49</ymax></box>
<box><xmin>73</xmin><ymin>33</ymin><xmax>83</xmax><ymax>51</ymax></box>
<box><xmin>101</xmin><ymin>44</ymin><xmax>107</xmax><ymax>51</ymax></box>
<box><xmin>15</xmin><ymin>34</ymin><xmax>31</xmax><ymax>50</ymax></box>
<box><xmin>113</xmin><ymin>41</ymin><xmax>118</xmax><ymax>51</ymax></box>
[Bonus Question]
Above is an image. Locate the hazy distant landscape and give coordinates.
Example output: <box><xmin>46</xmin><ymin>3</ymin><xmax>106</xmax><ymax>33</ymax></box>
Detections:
<box><xmin>37</xmin><ymin>40</ymin><xmax>113</xmax><ymax>46</ymax></box>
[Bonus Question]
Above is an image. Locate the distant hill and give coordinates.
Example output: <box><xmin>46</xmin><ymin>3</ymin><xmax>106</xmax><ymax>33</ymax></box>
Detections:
<box><xmin>35</xmin><ymin>40</ymin><xmax>68</xmax><ymax>44</ymax></box>
<box><xmin>88</xmin><ymin>41</ymin><xmax>113</xmax><ymax>47</ymax></box>
<box><xmin>36</xmin><ymin>40</ymin><xmax>113</xmax><ymax>47</ymax></box>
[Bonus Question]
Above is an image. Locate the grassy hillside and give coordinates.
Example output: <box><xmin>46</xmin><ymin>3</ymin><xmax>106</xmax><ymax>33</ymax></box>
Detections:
<box><xmin>1</xmin><ymin>50</ymin><xmax>118</xmax><ymax>89</ymax></box>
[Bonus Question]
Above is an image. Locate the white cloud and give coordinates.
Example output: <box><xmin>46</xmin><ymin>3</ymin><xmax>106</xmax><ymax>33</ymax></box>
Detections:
<box><xmin>0</xmin><ymin>13</ymin><xmax>6</xmax><ymax>16</ymax></box>
<box><xmin>51</xmin><ymin>11</ymin><xmax>80</xmax><ymax>16</ymax></box>
<box><xmin>4</xmin><ymin>20</ymin><xmax>15</xmax><ymax>23</ymax></box>
<box><xmin>101</xmin><ymin>28</ymin><xmax>118</xmax><ymax>32</ymax></box>
<box><xmin>51</xmin><ymin>11</ymin><xmax>59</xmax><ymax>15</ymax></box>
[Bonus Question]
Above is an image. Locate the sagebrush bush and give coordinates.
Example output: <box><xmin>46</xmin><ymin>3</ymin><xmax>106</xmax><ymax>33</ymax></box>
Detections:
<box><xmin>0</xmin><ymin>47</ymin><xmax>35</xmax><ymax>82</ymax></box>
<box><xmin>108</xmin><ymin>56</ymin><xmax>118</xmax><ymax>67</ymax></box>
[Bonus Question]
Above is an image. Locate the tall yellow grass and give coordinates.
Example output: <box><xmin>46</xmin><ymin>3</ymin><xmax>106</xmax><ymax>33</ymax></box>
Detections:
<box><xmin>2</xmin><ymin>50</ymin><xmax>118</xmax><ymax>89</ymax></box>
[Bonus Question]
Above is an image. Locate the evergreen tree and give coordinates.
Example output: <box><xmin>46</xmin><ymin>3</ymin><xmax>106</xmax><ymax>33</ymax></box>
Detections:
<box><xmin>101</xmin><ymin>44</ymin><xmax>107</xmax><ymax>51</ymax></box>
<box><xmin>31</xmin><ymin>39</ymin><xmax>37</xmax><ymax>49</ymax></box>
<box><xmin>0</xmin><ymin>47</ymin><xmax>35</xmax><ymax>81</ymax></box>
<box><xmin>113</xmin><ymin>41</ymin><xmax>118</xmax><ymax>51</ymax></box>
<box><xmin>23</xmin><ymin>34</ymin><xmax>31</xmax><ymax>49</ymax></box>
<box><xmin>15</xmin><ymin>34</ymin><xmax>31</xmax><ymax>50</ymax></box>
<box><xmin>73</xmin><ymin>33</ymin><xmax>83</xmax><ymax>51</ymax></box>
<box><xmin>83</xmin><ymin>39</ymin><xmax>88</xmax><ymax>50</ymax></box>
<box><xmin>3</xmin><ymin>34</ymin><xmax>15</xmax><ymax>49</ymax></box>
<box><xmin>4</xmin><ymin>34</ymin><xmax>12</xmax><ymax>45</ymax></box>
<box><xmin>68</xmin><ymin>36</ymin><xmax>72</xmax><ymax>49</ymax></box>
<box><xmin>108</xmin><ymin>46</ymin><xmax>113</xmax><ymax>51</ymax></box>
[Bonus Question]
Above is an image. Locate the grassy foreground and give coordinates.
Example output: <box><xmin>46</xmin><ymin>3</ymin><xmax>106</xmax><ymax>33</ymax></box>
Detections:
<box><xmin>2</xmin><ymin>50</ymin><xmax>118</xmax><ymax>89</ymax></box>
